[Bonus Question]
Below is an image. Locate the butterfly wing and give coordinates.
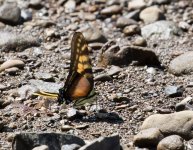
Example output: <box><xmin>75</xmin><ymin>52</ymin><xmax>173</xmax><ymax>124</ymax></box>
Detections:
<box><xmin>58</xmin><ymin>32</ymin><xmax>96</xmax><ymax>107</ymax></box>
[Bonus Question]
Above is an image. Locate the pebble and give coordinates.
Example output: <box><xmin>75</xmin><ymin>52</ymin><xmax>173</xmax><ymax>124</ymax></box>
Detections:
<box><xmin>107</xmin><ymin>66</ymin><xmax>122</xmax><ymax>76</ymax></box>
<box><xmin>116</xmin><ymin>17</ymin><xmax>137</xmax><ymax>28</ymax></box>
<box><xmin>32</xmin><ymin>145</ymin><xmax>48</xmax><ymax>150</ymax></box>
<box><xmin>140</xmin><ymin>6</ymin><xmax>165</xmax><ymax>24</ymax></box>
<box><xmin>128</xmin><ymin>0</ymin><xmax>146</xmax><ymax>10</ymax></box>
<box><xmin>82</xmin><ymin>27</ymin><xmax>107</xmax><ymax>43</ymax></box>
<box><xmin>0</xmin><ymin>59</ymin><xmax>25</xmax><ymax>73</ymax></box>
<box><xmin>34</xmin><ymin>72</ymin><xmax>55</xmax><ymax>82</ymax></box>
<box><xmin>4</xmin><ymin>67</ymin><xmax>19</xmax><ymax>74</ymax></box>
<box><xmin>94</xmin><ymin>74</ymin><xmax>112</xmax><ymax>81</ymax></box>
<box><xmin>0</xmin><ymin>2</ymin><xmax>21</xmax><ymax>25</ymax></box>
<box><xmin>21</xmin><ymin>9</ymin><xmax>32</xmax><ymax>21</ymax></box>
<box><xmin>134</xmin><ymin>128</ymin><xmax>164</xmax><ymax>147</ymax></box>
<box><xmin>123</xmin><ymin>25</ymin><xmax>141</xmax><ymax>36</ymax></box>
<box><xmin>157</xmin><ymin>135</ymin><xmax>184</xmax><ymax>150</ymax></box>
<box><xmin>141</xmin><ymin>21</ymin><xmax>182</xmax><ymax>39</ymax></box>
<box><xmin>64</xmin><ymin>0</ymin><xmax>76</xmax><ymax>13</ymax></box>
<box><xmin>132</xmin><ymin>36</ymin><xmax>147</xmax><ymax>46</ymax></box>
<box><xmin>169</xmin><ymin>51</ymin><xmax>193</xmax><ymax>75</ymax></box>
<box><xmin>100</xmin><ymin>5</ymin><xmax>122</xmax><ymax>15</ymax></box>
<box><xmin>178</xmin><ymin>21</ymin><xmax>190</xmax><ymax>31</ymax></box>
<box><xmin>61</xmin><ymin>144</ymin><xmax>81</xmax><ymax>150</ymax></box>
<box><xmin>146</xmin><ymin>67</ymin><xmax>157</xmax><ymax>75</ymax></box>
<box><xmin>164</xmin><ymin>85</ymin><xmax>184</xmax><ymax>97</ymax></box>
<box><xmin>61</xmin><ymin>125</ymin><xmax>74</xmax><ymax>131</ymax></box>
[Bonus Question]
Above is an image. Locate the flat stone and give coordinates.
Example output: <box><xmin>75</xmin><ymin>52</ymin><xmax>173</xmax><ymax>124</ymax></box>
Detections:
<box><xmin>164</xmin><ymin>85</ymin><xmax>184</xmax><ymax>97</ymax></box>
<box><xmin>134</xmin><ymin>128</ymin><xmax>164</xmax><ymax>147</ymax></box>
<box><xmin>141</xmin><ymin>111</ymin><xmax>193</xmax><ymax>140</ymax></box>
<box><xmin>128</xmin><ymin>0</ymin><xmax>146</xmax><ymax>10</ymax></box>
<box><xmin>0</xmin><ymin>2</ymin><xmax>21</xmax><ymax>25</ymax></box>
<box><xmin>79</xmin><ymin>134</ymin><xmax>120</xmax><ymax>150</ymax></box>
<box><xmin>12</xmin><ymin>133</ymin><xmax>85</xmax><ymax>150</ymax></box>
<box><xmin>169</xmin><ymin>51</ymin><xmax>193</xmax><ymax>75</ymax></box>
<box><xmin>100</xmin><ymin>5</ymin><xmax>122</xmax><ymax>15</ymax></box>
<box><xmin>0</xmin><ymin>60</ymin><xmax>25</xmax><ymax>73</ymax></box>
<box><xmin>157</xmin><ymin>135</ymin><xmax>184</xmax><ymax>150</ymax></box>
<box><xmin>140</xmin><ymin>6</ymin><xmax>165</xmax><ymax>24</ymax></box>
<box><xmin>141</xmin><ymin>21</ymin><xmax>182</xmax><ymax>40</ymax></box>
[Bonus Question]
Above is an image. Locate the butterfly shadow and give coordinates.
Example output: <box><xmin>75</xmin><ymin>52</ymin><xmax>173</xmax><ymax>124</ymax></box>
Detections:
<box><xmin>75</xmin><ymin>111</ymin><xmax>124</xmax><ymax>124</ymax></box>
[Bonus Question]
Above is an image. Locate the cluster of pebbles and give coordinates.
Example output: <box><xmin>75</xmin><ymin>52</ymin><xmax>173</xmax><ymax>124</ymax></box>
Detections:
<box><xmin>1</xmin><ymin>0</ymin><xmax>193</xmax><ymax>149</ymax></box>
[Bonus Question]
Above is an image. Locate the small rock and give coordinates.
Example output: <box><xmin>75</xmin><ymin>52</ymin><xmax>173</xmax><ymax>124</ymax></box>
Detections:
<box><xmin>82</xmin><ymin>27</ymin><xmax>107</xmax><ymax>43</ymax></box>
<box><xmin>141</xmin><ymin>21</ymin><xmax>182</xmax><ymax>40</ymax></box>
<box><xmin>141</xmin><ymin>111</ymin><xmax>193</xmax><ymax>140</ymax></box>
<box><xmin>61</xmin><ymin>125</ymin><xmax>74</xmax><ymax>131</ymax></box>
<box><xmin>164</xmin><ymin>85</ymin><xmax>184</xmax><ymax>97</ymax></box>
<box><xmin>128</xmin><ymin>0</ymin><xmax>146</xmax><ymax>10</ymax></box>
<box><xmin>79</xmin><ymin>134</ymin><xmax>120</xmax><ymax>150</ymax></box>
<box><xmin>21</xmin><ymin>9</ymin><xmax>32</xmax><ymax>21</ymax></box>
<box><xmin>140</xmin><ymin>6</ymin><xmax>165</xmax><ymax>24</ymax></box>
<box><xmin>4</xmin><ymin>67</ymin><xmax>19</xmax><ymax>74</ymax></box>
<box><xmin>67</xmin><ymin>108</ymin><xmax>78</xmax><ymax>119</ymax></box>
<box><xmin>169</xmin><ymin>51</ymin><xmax>193</xmax><ymax>75</ymax></box>
<box><xmin>12</xmin><ymin>133</ymin><xmax>85</xmax><ymax>150</ymax></box>
<box><xmin>157</xmin><ymin>135</ymin><xmax>184</xmax><ymax>150</ymax></box>
<box><xmin>32</xmin><ymin>145</ymin><xmax>48</xmax><ymax>150</ymax></box>
<box><xmin>34</xmin><ymin>72</ymin><xmax>55</xmax><ymax>82</ymax></box>
<box><xmin>116</xmin><ymin>17</ymin><xmax>137</xmax><ymax>28</ymax></box>
<box><xmin>0</xmin><ymin>31</ymin><xmax>40</xmax><ymax>52</ymax></box>
<box><xmin>17</xmin><ymin>85</ymin><xmax>39</xmax><ymax>100</ymax></box>
<box><xmin>94</xmin><ymin>74</ymin><xmax>112</xmax><ymax>81</ymax></box>
<box><xmin>0</xmin><ymin>2</ymin><xmax>21</xmax><ymax>25</ymax></box>
<box><xmin>0</xmin><ymin>59</ymin><xmax>25</xmax><ymax>73</ymax></box>
<box><xmin>61</xmin><ymin>144</ymin><xmax>81</xmax><ymax>150</ymax></box>
<box><xmin>175</xmin><ymin>96</ymin><xmax>193</xmax><ymax>111</ymax></box>
<box><xmin>0</xmin><ymin>84</ymin><xmax>7</xmax><ymax>90</ymax></box>
<box><xmin>132</xmin><ymin>36</ymin><xmax>147</xmax><ymax>47</ymax></box>
<box><xmin>100</xmin><ymin>5</ymin><xmax>122</xmax><ymax>15</ymax></box>
<box><xmin>76</xmin><ymin>124</ymin><xmax>89</xmax><ymax>130</ymax></box>
<box><xmin>146</xmin><ymin>67</ymin><xmax>157</xmax><ymax>75</ymax></box>
<box><xmin>29</xmin><ymin>79</ymin><xmax>61</xmax><ymax>93</ymax></box>
<box><xmin>107</xmin><ymin>66</ymin><xmax>122</xmax><ymax>76</ymax></box>
<box><xmin>178</xmin><ymin>21</ymin><xmax>190</xmax><ymax>31</ymax></box>
<box><xmin>29</xmin><ymin>0</ymin><xmax>43</xmax><ymax>9</ymax></box>
<box><xmin>123</xmin><ymin>25</ymin><xmax>141</xmax><ymax>36</ymax></box>
<box><xmin>64</xmin><ymin>0</ymin><xmax>76</xmax><ymax>13</ymax></box>
<box><xmin>134</xmin><ymin>128</ymin><xmax>164</xmax><ymax>147</ymax></box>
<box><xmin>88</xmin><ymin>43</ymin><xmax>103</xmax><ymax>50</ymax></box>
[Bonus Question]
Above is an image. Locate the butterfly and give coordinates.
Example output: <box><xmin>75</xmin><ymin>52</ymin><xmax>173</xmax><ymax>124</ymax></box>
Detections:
<box><xmin>34</xmin><ymin>32</ymin><xmax>96</xmax><ymax>108</ymax></box>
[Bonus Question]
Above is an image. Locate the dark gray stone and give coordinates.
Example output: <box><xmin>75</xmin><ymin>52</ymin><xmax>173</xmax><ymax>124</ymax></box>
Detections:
<box><xmin>12</xmin><ymin>132</ymin><xmax>85</xmax><ymax>150</ymax></box>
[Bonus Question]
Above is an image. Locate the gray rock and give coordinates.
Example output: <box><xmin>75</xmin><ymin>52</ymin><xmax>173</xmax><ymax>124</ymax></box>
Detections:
<box><xmin>107</xmin><ymin>66</ymin><xmax>122</xmax><ymax>76</ymax></box>
<box><xmin>12</xmin><ymin>133</ymin><xmax>85</xmax><ymax>150</ymax></box>
<box><xmin>141</xmin><ymin>21</ymin><xmax>182</xmax><ymax>40</ymax></box>
<box><xmin>123</xmin><ymin>25</ymin><xmax>141</xmax><ymax>36</ymax></box>
<box><xmin>29</xmin><ymin>0</ymin><xmax>43</xmax><ymax>9</ymax></box>
<box><xmin>17</xmin><ymin>85</ymin><xmax>39</xmax><ymax>100</ymax></box>
<box><xmin>0</xmin><ymin>59</ymin><xmax>25</xmax><ymax>73</ymax></box>
<box><xmin>134</xmin><ymin>128</ymin><xmax>164</xmax><ymax>147</ymax></box>
<box><xmin>67</xmin><ymin>108</ymin><xmax>78</xmax><ymax>119</ymax></box>
<box><xmin>0</xmin><ymin>31</ymin><xmax>40</xmax><ymax>52</ymax></box>
<box><xmin>79</xmin><ymin>134</ymin><xmax>120</xmax><ymax>150</ymax></box>
<box><xmin>34</xmin><ymin>72</ymin><xmax>55</xmax><ymax>82</ymax></box>
<box><xmin>140</xmin><ymin>6</ymin><xmax>165</xmax><ymax>24</ymax></box>
<box><xmin>100</xmin><ymin>5</ymin><xmax>122</xmax><ymax>15</ymax></box>
<box><xmin>169</xmin><ymin>51</ymin><xmax>193</xmax><ymax>75</ymax></box>
<box><xmin>164</xmin><ymin>85</ymin><xmax>184</xmax><ymax>97</ymax></box>
<box><xmin>175</xmin><ymin>96</ymin><xmax>193</xmax><ymax>111</ymax></box>
<box><xmin>32</xmin><ymin>145</ymin><xmax>48</xmax><ymax>150</ymax></box>
<box><xmin>132</xmin><ymin>36</ymin><xmax>147</xmax><ymax>47</ymax></box>
<box><xmin>61</xmin><ymin>144</ymin><xmax>81</xmax><ymax>150</ymax></box>
<box><xmin>0</xmin><ymin>2</ymin><xmax>21</xmax><ymax>25</ymax></box>
<box><xmin>157</xmin><ymin>135</ymin><xmax>184</xmax><ymax>150</ymax></box>
<box><xmin>116</xmin><ymin>17</ymin><xmax>137</xmax><ymax>28</ymax></box>
<box><xmin>64</xmin><ymin>0</ymin><xmax>76</xmax><ymax>13</ymax></box>
<box><xmin>98</xmin><ymin>43</ymin><xmax>160</xmax><ymax>67</ymax></box>
<box><xmin>29</xmin><ymin>79</ymin><xmax>62</xmax><ymax>93</ymax></box>
<box><xmin>125</xmin><ymin>10</ymin><xmax>140</xmax><ymax>21</ymax></box>
<box><xmin>21</xmin><ymin>9</ymin><xmax>32</xmax><ymax>21</ymax></box>
<box><xmin>82</xmin><ymin>27</ymin><xmax>107</xmax><ymax>43</ymax></box>
<box><xmin>141</xmin><ymin>111</ymin><xmax>193</xmax><ymax>140</ymax></box>
<box><xmin>94</xmin><ymin>74</ymin><xmax>112</xmax><ymax>81</ymax></box>
<box><xmin>128</xmin><ymin>0</ymin><xmax>146</xmax><ymax>10</ymax></box>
